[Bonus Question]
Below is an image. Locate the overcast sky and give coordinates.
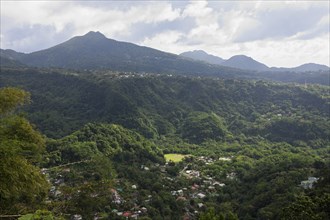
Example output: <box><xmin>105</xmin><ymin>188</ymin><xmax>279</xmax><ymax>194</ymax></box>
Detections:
<box><xmin>1</xmin><ymin>1</ymin><xmax>329</xmax><ymax>67</ymax></box>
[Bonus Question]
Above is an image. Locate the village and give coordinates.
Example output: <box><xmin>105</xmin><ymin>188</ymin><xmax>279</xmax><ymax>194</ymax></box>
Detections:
<box><xmin>44</xmin><ymin>155</ymin><xmax>236</xmax><ymax>219</ymax></box>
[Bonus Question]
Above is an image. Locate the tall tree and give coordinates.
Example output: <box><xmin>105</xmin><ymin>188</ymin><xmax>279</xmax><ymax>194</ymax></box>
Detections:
<box><xmin>0</xmin><ymin>87</ymin><xmax>48</xmax><ymax>214</ymax></box>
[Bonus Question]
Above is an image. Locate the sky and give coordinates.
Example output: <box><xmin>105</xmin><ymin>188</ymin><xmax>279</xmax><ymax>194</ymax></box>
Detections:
<box><xmin>1</xmin><ymin>1</ymin><xmax>329</xmax><ymax>68</ymax></box>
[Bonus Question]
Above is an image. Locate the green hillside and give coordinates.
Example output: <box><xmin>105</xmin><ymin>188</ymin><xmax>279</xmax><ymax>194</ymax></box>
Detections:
<box><xmin>0</xmin><ymin>68</ymin><xmax>329</xmax><ymax>219</ymax></box>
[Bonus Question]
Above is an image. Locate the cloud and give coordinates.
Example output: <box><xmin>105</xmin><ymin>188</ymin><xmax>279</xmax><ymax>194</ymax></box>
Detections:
<box><xmin>0</xmin><ymin>1</ymin><xmax>329</xmax><ymax>67</ymax></box>
<box><xmin>141</xmin><ymin>30</ymin><xmax>186</xmax><ymax>53</ymax></box>
<box><xmin>229</xmin><ymin>1</ymin><xmax>329</xmax><ymax>42</ymax></box>
<box><xmin>1</xmin><ymin>1</ymin><xmax>182</xmax><ymax>52</ymax></box>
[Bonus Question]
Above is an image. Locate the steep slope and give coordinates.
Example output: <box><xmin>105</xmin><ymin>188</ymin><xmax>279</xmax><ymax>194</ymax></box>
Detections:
<box><xmin>222</xmin><ymin>55</ymin><xmax>269</xmax><ymax>71</ymax></box>
<box><xmin>14</xmin><ymin>31</ymin><xmax>240</xmax><ymax>76</ymax></box>
<box><xmin>180</xmin><ymin>50</ymin><xmax>225</xmax><ymax>65</ymax></box>
<box><xmin>1</xmin><ymin>68</ymin><xmax>328</xmax><ymax>142</ymax></box>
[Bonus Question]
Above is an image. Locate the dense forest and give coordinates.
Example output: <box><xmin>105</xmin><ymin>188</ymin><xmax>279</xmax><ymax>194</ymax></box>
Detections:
<box><xmin>0</xmin><ymin>66</ymin><xmax>329</xmax><ymax>219</ymax></box>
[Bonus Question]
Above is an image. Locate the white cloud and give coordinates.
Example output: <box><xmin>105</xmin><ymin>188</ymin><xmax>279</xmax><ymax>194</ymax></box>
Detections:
<box><xmin>0</xmin><ymin>1</ymin><xmax>329</xmax><ymax>67</ymax></box>
<box><xmin>1</xmin><ymin>1</ymin><xmax>181</xmax><ymax>49</ymax></box>
<box><xmin>141</xmin><ymin>30</ymin><xmax>186</xmax><ymax>53</ymax></box>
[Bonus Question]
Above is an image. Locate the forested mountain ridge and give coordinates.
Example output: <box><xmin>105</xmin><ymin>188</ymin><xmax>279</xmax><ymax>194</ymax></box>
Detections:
<box><xmin>270</xmin><ymin>63</ymin><xmax>330</xmax><ymax>72</ymax></box>
<box><xmin>0</xmin><ymin>65</ymin><xmax>329</xmax><ymax>219</ymax></box>
<box><xmin>1</xmin><ymin>31</ymin><xmax>329</xmax><ymax>77</ymax></box>
<box><xmin>180</xmin><ymin>50</ymin><xmax>330</xmax><ymax>72</ymax></box>
<box><xmin>1</xmin><ymin>67</ymin><xmax>329</xmax><ymax>144</ymax></box>
<box><xmin>222</xmin><ymin>55</ymin><xmax>269</xmax><ymax>71</ymax></box>
<box><xmin>0</xmin><ymin>31</ymin><xmax>242</xmax><ymax>76</ymax></box>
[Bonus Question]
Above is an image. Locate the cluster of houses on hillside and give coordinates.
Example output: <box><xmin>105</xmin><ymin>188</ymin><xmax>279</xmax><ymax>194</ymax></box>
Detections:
<box><xmin>43</xmin><ymin>154</ymin><xmax>321</xmax><ymax>219</ymax></box>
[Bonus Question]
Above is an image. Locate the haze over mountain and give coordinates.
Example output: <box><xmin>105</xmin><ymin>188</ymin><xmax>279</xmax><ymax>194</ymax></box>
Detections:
<box><xmin>1</xmin><ymin>31</ymin><xmax>329</xmax><ymax>75</ymax></box>
<box><xmin>180</xmin><ymin>50</ymin><xmax>329</xmax><ymax>72</ymax></box>
<box><xmin>179</xmin><ymin>50</ymin><xmax>269</xmax><ymax>71</ymax></box>
<box><xmin>0</xmin><ymin>31</ymin><xmax>242</xmax><ymax>76</ymax></box>
<box><xmin>270</xmin><ymin>63</ymin><xmax>330</xmax><ymax>72</ymax></box>
<box><xmin>179</xmin><ymin>50</ymin><xmax>225</xmax><ymax>65</ymax></box>
<box><xmin>222</xmin><ymin>55</ymin><xmax>269</xmax><ymax>71</ymax></box>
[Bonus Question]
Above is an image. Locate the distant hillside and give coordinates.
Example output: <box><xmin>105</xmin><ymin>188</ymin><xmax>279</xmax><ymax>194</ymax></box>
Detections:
<box><xmin>180</xmin><ymin>50</ymin><xmax>329</xmax><ymax>73</ymax></box>
<box><xmin>179</xmin><ymin>51</ymin><xmax>269</xmax><ymax>71</ymax></box>
<box><xmin>1</xmin><ymin>32</ymin><xmax>328</xmax><ymax>75</ymax></box>
<box><xmin>1</xmin><ymin>68</ymin><xmax>329</xmax><ymax>139</ymax></box>
<box><xmin>0</xmin><ymin>49</ymin><xmax>25</xmax><ymax>60</ymax></box>
<box><xmin>0</xmin><ymin>55</ymin><xmax>26</xmax><ymax>68</ymax></box>
<box><xmin>270</xmin><ymin>63</ymin><xmax>330</xmax><ymax>72</ymax></box>
<box><xmin>221</xmin><ymin>55</ymin><xmax>269</xmax><ymax>71</ymax></box>
<box><xmin>180</xmin><ymin>50</ymin><xmax>224</xmax><ymax>65</ymax></box>
<box><xmin>0</xmin><ymin>31</ymin><xmax>242</xmax><ymax>76</ymax></box>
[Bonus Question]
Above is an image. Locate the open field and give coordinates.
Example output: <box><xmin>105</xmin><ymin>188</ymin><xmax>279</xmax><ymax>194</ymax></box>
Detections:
<box><xmin>164</xmin><ymin>154</ymin><xmax>186</xmax><ymax>163</ymax></box>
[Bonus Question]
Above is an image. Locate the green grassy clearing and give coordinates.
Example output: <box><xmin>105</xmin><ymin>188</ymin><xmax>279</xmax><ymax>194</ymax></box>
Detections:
<box><xmin>164</xmin><ymin>154</ymin><xmax>186</xmax><ymax>163</ymax></box>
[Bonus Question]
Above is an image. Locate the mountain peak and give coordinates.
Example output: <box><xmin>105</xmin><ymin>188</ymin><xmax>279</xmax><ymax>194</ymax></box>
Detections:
<box><xmin>192</xmin><ymin>50</ymin><xmax>208</xmax><ymax>55</ymax></box>
<box><xmin>223</xmin><ymin>55</ymin><xmax>269</xmax><ymax>71</ymax></box>
<box><xmin>83</xmin><ymin>31</ymin><xmax>107</xmax><ymax>39</ymax></box>
<box><xmin>229</xmin><ymin>55</ymin><xmax>253</xmax><ymax>60</ymax></box>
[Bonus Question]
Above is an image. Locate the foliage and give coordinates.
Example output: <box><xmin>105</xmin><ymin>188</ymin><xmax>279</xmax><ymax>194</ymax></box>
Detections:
<box><xmin>0</xmin><ymin>87</ymin><xmax>48</xmax><ymax>214</ymax></box>
<box><xmin>0</xmin><ymin>87</ymin><xmax>30</xmax><ymax>115</ymax></box>
<box><xmin>0</xmin><ymin>70</ymin><xmax>329</xmax><ymax>219</ymax></box>
<box><xmin>18</xmin><ymin>210</ymin><xmax>64</xmax><ymax>220</ymax></box>
<box><xmin>181</xmin><ymin>111</ymin><xmax>228</xmax><ymax>144</ymax></box>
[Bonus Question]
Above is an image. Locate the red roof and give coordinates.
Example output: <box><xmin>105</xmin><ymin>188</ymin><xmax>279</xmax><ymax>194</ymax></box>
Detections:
<box><xmin>122</xmin><ymin>212</ymin><xmax>132</xmax><ymax>217</ymax></box>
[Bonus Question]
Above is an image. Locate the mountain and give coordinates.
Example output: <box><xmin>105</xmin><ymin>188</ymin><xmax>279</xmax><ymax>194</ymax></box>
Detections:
<box><xmin>180</xmin><ymin>50</ymin><xmax>224</xmax><ymax>65</ymax></box>
<box><xmin>292</xmin><ymin>63</ymin><xmax>329</xmax><ymax>72</ymax></box>
<box><xmin>179</xmin><ymin>51</ymin><xmax>269</xmax><ymax>71</ymax></box>
<box><xmin>0</xmin><ymin>56</ymin><xmax>26</xmax><ymax>68</ymax></box>
<box><xmin>1</xmin><ymin>65</ymin><xmax>329</xmax><ymax>219</ymax></box>
<box><xmin>180</xmin><ymin>50</ymin><xmax>330</xmax><ymax>73</ymax></box>
<box><xmin>2</xmin><ymin>32</ymin><xmax>328</xmax><ymax>74</ymax></box>
<box><xmin>270</xmin><ymin>63</ymin><xmax>330</xmax><ymax>72</ymax></box>
<box><xmin>221</xmin><ymin>55</ymin><xmax>269</xmax><ymax>71</ymax></box>
<box><xmin>0</xmin><ymin>49</ymin><xmax>25</xmax><ymax>60</ymax></box>
<box><xmin>1</xmin><ymin>31</ymin><xmax>242</xmax><ymax>76</ymax></box>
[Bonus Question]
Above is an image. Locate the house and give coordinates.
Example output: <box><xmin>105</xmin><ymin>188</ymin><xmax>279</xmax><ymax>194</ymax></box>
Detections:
<box><xmin>185</xmin><ymin>170</ymin><xmax>200</xmax><ymax>178</ymax></box>
<box><xmin>131</xmin><ymin>214</ymin><xmax>139</xmax><ymax>219</ymax></box>
<box><xmin>191</xmin><ymin>183</ymin><xmax>200</xmax><ymax>191</ymax></box>
<box><xmin>171</xmin><ymin>189</ymin><xmax>184</xmax><ymax>196</ymax></box>
<box><xmin>219</xmin><ymin>157</ymin><xmax>232</xmax><ymax>161</ymax></box>
<box><xmin>213</xmin><ymin>181</ymin><xmax>225</xmax><ymax>187</ymax></box>
<box><xmin>226</xmin><ymin>172</ymin><xmax>237</xmax><ymax>180</ymax></box>
<box><xmin>72</xmin><ymin>214</ymin><xmax>82</xmax><ymax>220</ymax></box>
<box><xmin>176</xmin><ymin>196</ymin><xmax>187</xmax><ymax>201</ymax></box>
<box><xmin>300</xmin><ymin>177</ymin><xmax>319</xmax><ymax>189</ymax></box>
<box><xmin>197</xmin><ymin>193</ymin><xmax>206</xmax><ymax>199</ymax></box>
<box><xmin>111</xmin><ymin>189</ymin><xmax>123</xmax><ymax>204</ymax></box>
<box><xmin>122</xmin><ymin>211</ymin><xmax>132</xmax><ymax>218</ymax></box>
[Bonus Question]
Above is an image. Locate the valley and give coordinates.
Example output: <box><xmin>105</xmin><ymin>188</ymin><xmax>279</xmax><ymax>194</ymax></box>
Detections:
<box><xmin>0</xmin><ymin>64</ymin><xmax>329</xmax><ymax>219</ymax></box>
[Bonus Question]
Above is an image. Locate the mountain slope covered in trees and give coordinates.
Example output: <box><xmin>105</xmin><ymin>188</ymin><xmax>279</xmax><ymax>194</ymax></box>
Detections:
<box><xmin>1</xmin><ymin>67</ymin><xmax>329</xmax><ymax>142</ymax></box>
<box><xmin>0</xmin><ymin>65</ymin><xmax>329</xmax><ymax>219</ymax></box>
